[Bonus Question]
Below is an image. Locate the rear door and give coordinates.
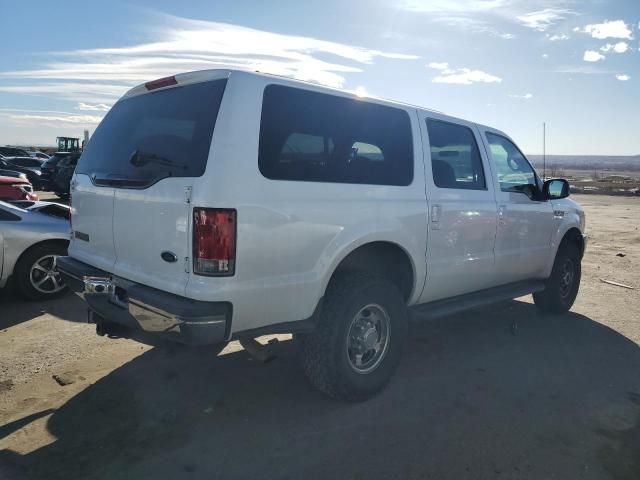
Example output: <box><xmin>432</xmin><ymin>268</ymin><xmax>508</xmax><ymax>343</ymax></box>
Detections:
<box><xmin>419</xmin><ymin>114</ymin><xmax>498</xmax><ymax>303</ymax></box>
<box><xmin>72</xmin><ymin>76</ymin><xmax>227</xmax><ymax>296</ymax></box>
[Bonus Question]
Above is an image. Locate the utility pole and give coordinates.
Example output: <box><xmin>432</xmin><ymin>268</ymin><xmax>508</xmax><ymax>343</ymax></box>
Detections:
<box><xmin>543</xmin><ymin>122</ymin><xmax>546</xmax><ymax>180</ymax></box>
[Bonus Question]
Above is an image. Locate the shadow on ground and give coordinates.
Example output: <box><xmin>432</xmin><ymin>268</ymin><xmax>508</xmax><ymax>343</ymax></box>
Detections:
<box><xmin>2</xmin><ymin>300</ymin><xmax>639</xmax><ymax>480</ymax></box>
<box><xmin>0</xmin><ymin>290</ymin><xmax>85</xmax><ymax>330</ymax></box>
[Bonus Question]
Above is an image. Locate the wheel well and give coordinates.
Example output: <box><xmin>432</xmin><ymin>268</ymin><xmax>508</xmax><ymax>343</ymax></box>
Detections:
<box><xmin>14</xmin><ymin>239</ymin><xmax>69</xmax><ymax>273</ymax></box>
<box><xmin>329</xmin><ymin>242</ymin><xmax>414</xmax><ymax>301</ymax></box>
<box><xmin>559</xmin><ymin>228</ymin><xmax>584</xmax><ymax>258</ymax></box>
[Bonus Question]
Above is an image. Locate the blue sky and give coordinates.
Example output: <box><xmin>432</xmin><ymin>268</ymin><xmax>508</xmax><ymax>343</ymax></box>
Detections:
<box><xmin>1</xmin><ymin>0</ymin><xmax>638</xmax><ymax>155</ymax></box>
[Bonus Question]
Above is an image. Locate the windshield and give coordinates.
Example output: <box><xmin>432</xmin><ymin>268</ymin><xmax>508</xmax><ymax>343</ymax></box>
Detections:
<box><xmin>76</xmin><ymin>79</ymin><xmax>227</xmax><ymax>187</ymax></box>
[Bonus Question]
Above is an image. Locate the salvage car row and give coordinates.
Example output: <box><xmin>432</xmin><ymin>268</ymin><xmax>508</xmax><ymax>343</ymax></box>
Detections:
<box><xmin>0</xmin><ymin>149</ymin><xmax>79</xmax><ymax>197</ymax></box>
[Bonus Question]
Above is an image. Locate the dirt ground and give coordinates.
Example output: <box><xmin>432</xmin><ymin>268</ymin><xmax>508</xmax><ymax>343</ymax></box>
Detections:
<box><xmin>1</xmin><ymin>194</ymin><xmax>639</xmax><ymax>480</ymax></box>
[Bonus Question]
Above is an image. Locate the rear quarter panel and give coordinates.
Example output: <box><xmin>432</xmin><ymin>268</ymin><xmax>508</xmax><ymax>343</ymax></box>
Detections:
<box><xmin>186</xmin><ymin>73</ymin><xmax>428</xmax><ymax>334</ymax></box>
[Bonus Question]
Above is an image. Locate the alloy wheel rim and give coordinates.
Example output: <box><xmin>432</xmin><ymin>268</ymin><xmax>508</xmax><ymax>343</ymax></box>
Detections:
<box><xmin>346</xmin><ymin>303</ymin><xmax>391</xmax><ymax>374</ymax></box>
<box><xmin>30</xmin><ymin>255</ymin><xmax>65</xmax><ymax>294</ymax></box>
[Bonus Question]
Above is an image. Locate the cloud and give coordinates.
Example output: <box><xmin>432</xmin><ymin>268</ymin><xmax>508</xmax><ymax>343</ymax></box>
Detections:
<box><xmin>428</xmin><ymin>62</ymin><xmax>451</xmax><ymax>71</ymax></box>
<box><xmin>555</xmin><ymin>65</ymin><xmax>615</xmax><ymax>74</ymax></box>
<box><xmin>427</xmin><ymin>63</ymin><xmax>502</xmax><ymax>84</ymax></box>
<box><xmin>509</xmin><ymin>93</ymin><xmax>533</xmax><ymax>99</ymax></box>
<box><xmin>516</xmin><ymin>9</ymin><xmax>574</xmax><ymax>32</ymax></box>
<box><xmin>542</xmin><ymin>53</ymin><xmax>549</xmax><ymax>59</ymax></box>
<box><xmin>0</xmin><ymin>83</ymin><xmax>127</xmax><ymax>104</ymax></box>
<box><xmin>580</xmin><ymin>20</ymin><xmax>632</xmax><ymax>39</ymax></box>
<box><xmin>600</xmin><ymin>42</ymin><xmax>629</xmax><ymax>53</ymax></box>
<box><xmin>615</xmin><ymin>74</ymin><xmax>630</xmax><ymax>81</ymax></box>
<box><xmin>583</xmin><ymin>50</ymin><xmax>605</xmax><ymax>62</ymax></box>
<box><xmin>397</xmin><ymin>0</ymin><xmax>508</xmax><ymax>13</ymax></box>
<box><xmin>77</xmin><ymin>102</ymin><xmax>111</xmax><ymax>112</ymax></box>
<box><xmin>8</xmin><ymin>114</ymin><xmax>103</xmax><ymax>124</ymax></box>
<box><xmin>0</xmin><ymin>16</ymin><xmax>420</xmax><ymax>105</ymax></box>
<box><xmin>547</xmin><ymin>33</ymin><xmax>570</xmax><ymax>41</ymax></box>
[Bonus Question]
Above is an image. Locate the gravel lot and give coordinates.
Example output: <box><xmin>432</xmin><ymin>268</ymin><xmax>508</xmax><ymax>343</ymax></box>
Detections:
<box><xmin>1</xmin><ymin>194</ymin><xmax>639</xmax><ymax>480</ymax></box>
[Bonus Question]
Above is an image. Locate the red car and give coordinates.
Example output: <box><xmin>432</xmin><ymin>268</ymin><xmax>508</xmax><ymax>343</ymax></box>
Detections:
<box><xmin>0</xmin><ymin>176</ymin><xmax>38</xmax><ymax>201</ymax></box>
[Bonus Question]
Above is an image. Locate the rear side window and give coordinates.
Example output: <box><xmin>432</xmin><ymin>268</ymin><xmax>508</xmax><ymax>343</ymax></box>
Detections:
<box><xmin>77</xmin><ymin>79</ymin><xmax>227</xmax><ymax>186</ymax></box>
<box><xmin>259</xmin><ymin>85</ymin><xmax>413</xmax><ymax>186</ymax></box>
<box><xmin>426</xmin><ymin>119</ymin><xmax>486</xmax><ymax>190</ymax></box>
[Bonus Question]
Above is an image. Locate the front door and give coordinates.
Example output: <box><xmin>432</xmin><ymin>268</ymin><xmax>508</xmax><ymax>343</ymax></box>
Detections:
<box><xmin>481</xmin><ymin>129</ymin><xmax>554</xmax><ymax>282</ymax></box>
<box><xmin>419</xmin><ymin>114</ymin><xmax>498</xmax><ymax>303</ymax></box>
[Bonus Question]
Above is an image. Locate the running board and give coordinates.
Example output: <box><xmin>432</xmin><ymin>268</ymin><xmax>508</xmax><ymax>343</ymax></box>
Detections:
<box><xmin>410</xmin><ymin>280</ymin><xmax>546</xmax><ymax>321</ymax></box>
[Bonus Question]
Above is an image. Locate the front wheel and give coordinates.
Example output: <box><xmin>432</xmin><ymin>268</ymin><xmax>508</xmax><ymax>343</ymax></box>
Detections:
<box><xmin>533</xmin><ymin>244</ymin><xmax>581</xmax><ymax>313</ymax></box>
<box><xmin>300</xmin><ymin>271</ymin><xmax>408</xmax><ymax>402</ymax></box>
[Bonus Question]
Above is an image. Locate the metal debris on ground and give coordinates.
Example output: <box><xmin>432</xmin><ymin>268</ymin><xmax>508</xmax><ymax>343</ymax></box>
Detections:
<box><xmin>599</xmin><ymin>278</ymin><xmax>635</xmax><ymax>290</ymax></box>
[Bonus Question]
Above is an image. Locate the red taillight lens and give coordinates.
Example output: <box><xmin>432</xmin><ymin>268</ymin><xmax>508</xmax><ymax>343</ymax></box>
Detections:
<box><xmin>145</xmin><ymin>76</ymin><xmax>177</xmax><ymax>91</ymax></box>
<box><xmin>193</xmin><ymin>208</ymin><xmax>236</xmax><ymax>276</ymax></box>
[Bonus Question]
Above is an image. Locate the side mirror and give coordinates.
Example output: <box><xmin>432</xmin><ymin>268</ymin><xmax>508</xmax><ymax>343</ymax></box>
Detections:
<box><xmin>543</xmin><ymin>178</ymin><xmax>570</xmax><ymax>200</ymax></box>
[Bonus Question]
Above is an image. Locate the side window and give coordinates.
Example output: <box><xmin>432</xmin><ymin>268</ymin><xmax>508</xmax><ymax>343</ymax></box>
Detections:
<box><xmin>426</xmin><ymin>119</ymin><xmax>486</xmax><ymax>190</ymax></box>
<box><xmin>0</xmin><ymin>209</ymin><xmax>21</xmax><ymax>221</ymax></box>
<box><xmin>259</xmin><ymin>84</ymin><xmax>413</xmax><ymax>186</ymax></box>
<box><xmin>485</xmin><ymin>133</ymin><xmax>537</xmax><ymax>193</ymax></box>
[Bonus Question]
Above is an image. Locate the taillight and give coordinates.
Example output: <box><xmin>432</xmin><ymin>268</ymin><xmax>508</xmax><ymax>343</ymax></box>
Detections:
<box><xmin>145</xmin><ymin>75</ymin><xmax>177</xmax><ymax>91</ymax></box>
<box><xmin>193</xmin><ymin>208</ymin><xmax>236</xmax><ymax>276</ymax></box>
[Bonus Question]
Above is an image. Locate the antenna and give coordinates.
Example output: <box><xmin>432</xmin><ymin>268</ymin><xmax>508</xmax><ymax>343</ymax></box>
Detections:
<box><xmin>543</xmin><ymin>122</ymin><xmax>546</xmax><ymax>180</ymax></box>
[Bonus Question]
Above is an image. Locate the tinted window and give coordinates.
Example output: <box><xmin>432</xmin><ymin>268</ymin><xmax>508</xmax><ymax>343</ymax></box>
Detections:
<box><xmin>485</xmin><ymin>133</ymin><xmax>537</xmax><ymax>192</ymax></box>
<box><xmin>427</xmin><ymin>119</ymin><xmax>486</xmax><ymax>190</ymax></box>
<box><xmin>77</xmin><ymin>79</ymin><xmax>227</xmax><ymax>187</ymax></box>
<box><xmin>259</xmin><ymin>85</ymin><xmax>413</xmax><ymax>186</ymax></box>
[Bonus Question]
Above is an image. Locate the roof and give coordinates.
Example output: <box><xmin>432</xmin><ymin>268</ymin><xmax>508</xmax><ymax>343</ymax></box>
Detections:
<box><xmin>120</xmin><ymin>68</ymin><xmax>509</xmax><ymax>139</ymax></box>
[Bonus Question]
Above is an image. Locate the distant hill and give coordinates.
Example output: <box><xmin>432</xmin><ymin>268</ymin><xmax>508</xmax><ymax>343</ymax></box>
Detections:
<box><xmin>527</xmin><ymin>155</ymin><xmax>640</xmax><ymax>171</ymax></box>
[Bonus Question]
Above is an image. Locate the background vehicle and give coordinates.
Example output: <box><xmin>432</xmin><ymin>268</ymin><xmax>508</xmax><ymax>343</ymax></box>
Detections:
<box><xmin>0</xmin><ymin>146</ymin><xmax>30</xmax><ymax>157</ymax></box>
<box><xmin>51</xmin><ymin>153</ymin><xmax>80</xmax><ymax>197</ymax></box>
<box><xmin>0</xmin><ymin>169</ymin><xmax>27</xmax><ymax>180</ymax></box>
<box><xmin>0</xmin><ymin>176</ymin><xmax>37</xmax><ymax>201</ymax></box>
<box><xmin>41</xmin><ymin>152</ymin><xmax>75</xmax><ymax>191</ymax></box>
<box><xmin>57</xmin><ymin>69</ymin><xmax>586</xmax><ymax>401</ymax></box>
<box><xmin>0</xmin><ymin>157</ymin><xmax>44</xmax><ymax>189</ymax></box>
<box><xmin>0</xmin><ymin>200</ymin><xmax>70</xmax><ymax>299</ymax></box>
<box><xmin>56</xmin><ymin>137</ymin><xmax>80</xmax><ymax>152</ymax></box>
<box><xmin>29</xmin><ymin>151</ymin><xmax>50</xmax><ymax>160</ymax></box>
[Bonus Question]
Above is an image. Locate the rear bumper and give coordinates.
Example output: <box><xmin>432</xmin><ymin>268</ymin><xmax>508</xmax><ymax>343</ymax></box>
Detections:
<box><xmin>56</xmin><ymin>256</ymin><xmax>231</xmax><ymax>345</ymax></box>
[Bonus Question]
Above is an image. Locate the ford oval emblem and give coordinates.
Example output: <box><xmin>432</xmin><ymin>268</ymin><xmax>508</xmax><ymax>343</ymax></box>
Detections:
<box><xmin>161</xmin><ymin>251</ymin><xmax>178</xmax><ymax>263</ymax></box>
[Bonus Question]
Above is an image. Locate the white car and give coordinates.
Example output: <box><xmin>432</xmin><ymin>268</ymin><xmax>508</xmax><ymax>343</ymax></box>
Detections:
<box><xmin>57</xmin><ymin>69</ymin><xmax>587</xmax><ymax>401</ymax></box>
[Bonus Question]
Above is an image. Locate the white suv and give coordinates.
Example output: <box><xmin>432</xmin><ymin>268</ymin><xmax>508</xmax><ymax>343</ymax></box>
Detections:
<box><xmin>57</xmin><ymin>69</ymin><xmax>587</xmax><ymax>401</ymax></box>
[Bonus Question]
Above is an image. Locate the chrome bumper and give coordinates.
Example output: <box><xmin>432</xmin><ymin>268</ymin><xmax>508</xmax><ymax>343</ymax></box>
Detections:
<box><xmin>56</xmin><ymin>256</ymin><xmax>231</xmax><ymax>345</ymax></box>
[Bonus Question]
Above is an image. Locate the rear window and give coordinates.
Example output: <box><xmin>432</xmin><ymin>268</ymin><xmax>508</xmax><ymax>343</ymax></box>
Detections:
<box><xmin>77</xmin><ymin>79</ymin><xmax>227</xmax><ymax>187</ymax></box>
<box><xmin>259</xmin><ymin>85</ymin><xmax>413</xmax><ymax>186</ymax></box>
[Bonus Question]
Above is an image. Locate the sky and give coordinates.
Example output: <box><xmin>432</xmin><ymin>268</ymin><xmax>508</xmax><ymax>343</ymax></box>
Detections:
<box><xmin>0</xmin><ymin>0</ymin><xmax>638</xmax><ymax>155</ymax></box>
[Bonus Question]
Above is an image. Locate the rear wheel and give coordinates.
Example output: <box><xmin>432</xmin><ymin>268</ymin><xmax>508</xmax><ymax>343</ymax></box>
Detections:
<box><xmin>533</xmin><ymin>244</ymin><xmax>581</xmax><ymax>313</ymax></box>
<box><xmin>15</xmin><ymin>242</ymin><xmax>69</xmax><ymax>300</ymax></box>
<box><xmin>300</xmin><ymin>271</ymin><xmax>408</xmax><ymax>401</ymax></box>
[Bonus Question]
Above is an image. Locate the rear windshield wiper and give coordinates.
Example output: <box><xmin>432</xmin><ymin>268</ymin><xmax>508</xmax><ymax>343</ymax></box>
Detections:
<box><xmin>129</xmin><ymin>149</ymin><xmax>188</xmax><ymax>170</ymax></box>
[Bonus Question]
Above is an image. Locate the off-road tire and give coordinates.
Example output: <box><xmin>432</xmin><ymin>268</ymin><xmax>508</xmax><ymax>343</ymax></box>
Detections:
<box><xmin>300</xmin><ymin>271</ymin><xmax>408</xmax><ymax>402</ymax></box>
<box><xmin>533</xmin><ymin>244</ymin><xmax>581</xmax><ymax>314</ymax></box>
